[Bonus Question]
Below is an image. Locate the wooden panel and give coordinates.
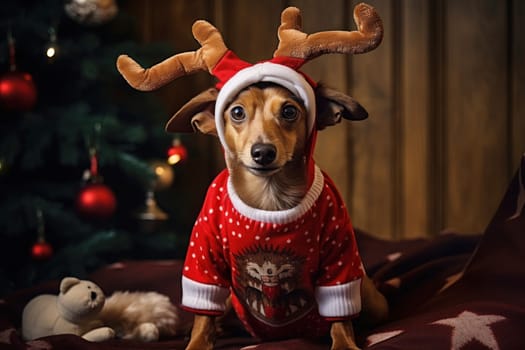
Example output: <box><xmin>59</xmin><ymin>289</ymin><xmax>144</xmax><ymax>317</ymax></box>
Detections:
<box><xmin>512</xmin><ymin>1</ymin><xmax>525</xmax><ymax>169</ymax></box>
<box><xmin>221</xmin><ymin>0</ymin><xmax>283</xmax><ymax>63</ymax></box>
<box><xmin>400</xmin><ymin>0</ymin><xmax>431</xmax><ymax>238</ymax></box>
<box><xmin>427</xmin><ymin>0</ymin><xmax>447</xmax><ymax>237</ymax></box>
<box><xmin>289</xmin><ymin>0</ymin><xmax>351</xmax><ymax>210</ymax></box>
<box><xmin>147</xmin><ymin>0</ymin><xmax>214</xmax><ymax>114</ymax></box>
<box><xmin>349</xmin><ymin>0</ymin><xmax>395</xmax><ymax>239</ymax></box>
<box><xmin>444</xmin><ymin>0</ymin><xmax>509</xmax><ymax>233</ymax></box>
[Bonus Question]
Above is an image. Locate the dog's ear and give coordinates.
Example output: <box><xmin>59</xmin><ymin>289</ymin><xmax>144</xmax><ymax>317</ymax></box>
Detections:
<box><xmin>165</xmin><ymin>88</ymin><xmax>218</xmax><ymax>136</ymax></box>
<box><xmin>315</xmin><ymin>84</ymin><xmax>368</xmax><ymax>130</ymax></box>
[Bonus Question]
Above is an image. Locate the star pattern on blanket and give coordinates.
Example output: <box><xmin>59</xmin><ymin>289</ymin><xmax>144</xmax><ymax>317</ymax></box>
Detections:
<box><xmin>365</xmin><ymin>330</ymin><xmax>404</xmax><ymax>346</ymax></box>
<box><xmin>431</xmin><ymin>311</ymin><xmax>505</xmax><ymax>350</ymax></box>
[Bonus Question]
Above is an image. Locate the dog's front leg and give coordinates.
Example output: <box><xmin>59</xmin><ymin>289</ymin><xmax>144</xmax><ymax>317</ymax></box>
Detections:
<box><xmin>330</xmin><ymin>321</ymin><xmax>360</xmax><ymax>350</ymax></box>
<box><xmin>185</xmin><ymin>314</ymin><xmax>216</xmax><ymax>350</ymax></box>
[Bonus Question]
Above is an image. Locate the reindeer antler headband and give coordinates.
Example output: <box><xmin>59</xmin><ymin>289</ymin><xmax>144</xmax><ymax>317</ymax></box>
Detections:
<box><xmin>117</xmin><ymin>3</ymin><xmax>383</xmax><ymax>141</ymax></box>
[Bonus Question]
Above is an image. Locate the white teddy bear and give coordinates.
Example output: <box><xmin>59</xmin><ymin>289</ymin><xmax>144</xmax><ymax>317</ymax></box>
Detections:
<box><xmin>22</xmin><ymin>276</ymin><xmax>184</xmax><ymax>342</ymax></box>
<box><xmin>22</xmin><ymin>277</ymin><xmax>115</xmax><ymax>342</ymax></box>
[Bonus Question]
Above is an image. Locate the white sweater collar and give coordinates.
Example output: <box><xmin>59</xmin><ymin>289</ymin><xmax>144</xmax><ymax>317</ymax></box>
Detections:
<box><xmin>227</xmin><ymin>165</ymin><xmax>324</xmax><ymax>224</ymax></box>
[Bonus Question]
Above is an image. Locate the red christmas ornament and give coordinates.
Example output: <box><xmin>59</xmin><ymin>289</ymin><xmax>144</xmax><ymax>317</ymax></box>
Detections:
<box><xmin>76</xmin><ymin>147</ymin><xmax>116</xmax><ymax>220</ymax></box>
<box><xmin>167</xmin><ymin>138</ymin><xmax>188</xmax><ymax>165</ymax></box>
<box><xmin>1</xmin><ymin>29</ymin><xmax>37</xmax><ymax>112</ymax></box>
<box><xmin>31</xmin><ymin>209</ymin><xmax>53</xmax><ymax>260</ymax></box>
<box><xmin>76</xmin><ymin>182</ymin><xmax>117</xmax><ymax>220</ymax></box>
<box><xmin>31</xmin><ymin>239</ymin><xmax>53</xmax><ymax>260</ymax></box>
<box><xmin>0</xmin><ymin>71</ymin><xmax>37</xmax><ymax>111</ymax></box>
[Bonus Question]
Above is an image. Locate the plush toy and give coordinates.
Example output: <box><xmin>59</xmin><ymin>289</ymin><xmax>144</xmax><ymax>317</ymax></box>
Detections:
<box><xmin>22</xmin><ymin>277</ymin><xmax>115</xmax><ymax>342</ymax></box>
<box><xmin>99</xmin><ymin>290</ymin><xmax>183</xmax><ymax>341</ymax></box>
<box><xmin>22</xmin><ymin>277</ymin><xmax>182</xmax><ymax>342</ymax></box>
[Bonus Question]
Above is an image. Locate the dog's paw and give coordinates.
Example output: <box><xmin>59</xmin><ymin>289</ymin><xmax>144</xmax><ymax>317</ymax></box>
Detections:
<box><xmin>136</xmin><ymin>322</ymin><xmax>159</xmax><ymax>342</ymax></box>
<box><xmin>330</xmin><ymin>343</ymin><xmax>360</xmax><ymax>350</ymax></box>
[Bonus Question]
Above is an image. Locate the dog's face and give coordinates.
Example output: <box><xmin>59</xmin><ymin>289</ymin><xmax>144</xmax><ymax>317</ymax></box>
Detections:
<box><xmin>165</xmin><ymin>83</ymin><xmax>368</xmax><ymax>210</ymax></box>
<box><xmin>222</xmin><ymin>84</ymin><xmax>308</xmax><ymax>177</ymax></box>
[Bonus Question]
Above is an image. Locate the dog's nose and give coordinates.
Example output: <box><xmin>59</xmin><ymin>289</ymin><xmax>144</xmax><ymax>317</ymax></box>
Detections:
<box><xmin>90</xmin><ymin>291</ymin><xmax>97</xmax><ymax>301</ymax></box>
<box><xmin>251</xmin><ymin>143</ymin><xmax>276</xmax><ymax>166</ymax></box>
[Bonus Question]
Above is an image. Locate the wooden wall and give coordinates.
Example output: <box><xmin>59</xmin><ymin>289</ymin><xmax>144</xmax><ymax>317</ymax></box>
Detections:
<box><xmin>122</xmin><ymin>0</ymin><xmax>525</xmax><ymax>240</ymax></box>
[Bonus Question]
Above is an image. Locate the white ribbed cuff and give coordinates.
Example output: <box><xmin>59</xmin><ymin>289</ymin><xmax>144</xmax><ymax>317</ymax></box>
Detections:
<box><xmin>315</xmin><ymin>279</ymin><xmax>362</xmax><ymax>318</ymax></box>
<box><xmin>181</xmin><ymin>276</ymin><xmax>230</xmax><ymax>312</ymax></box>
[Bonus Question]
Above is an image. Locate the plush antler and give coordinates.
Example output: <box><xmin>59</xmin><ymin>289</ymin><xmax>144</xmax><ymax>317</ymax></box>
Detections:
<box><xmin>117</xmin><ymin>3</ymin><xmax>382</xmax><ymax>92</ymax></box>
<box><xmin>116</xmin><ymin>20</ymin><xmax>228</xmax><ymax>91</ymax></box>
<box><xmin>274</xmin><ymin>3</ymin><xmax>383</xmax><ymax>59</ymax></box>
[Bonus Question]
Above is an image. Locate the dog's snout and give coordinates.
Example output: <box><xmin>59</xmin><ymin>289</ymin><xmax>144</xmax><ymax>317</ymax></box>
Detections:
<box><xmin>90</xmin><ymin>291</ymin><xmax>97</xmax><ymax>301</ymax></box>
<box><xmin>251</xmin><ymin>143</ymin><xmax>276</xmax><ymax>166</ymax></box>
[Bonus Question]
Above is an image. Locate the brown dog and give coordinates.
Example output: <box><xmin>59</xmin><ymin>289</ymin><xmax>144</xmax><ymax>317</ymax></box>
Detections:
<box><xmin>117</xmin><ymin>3</ymin><xmax>387</xmax><ymax>349</ymax></box>
<box><xmin>178</xmin><ymin>83</ymin><xmax>388</xmax><ymax>350</ymax></box>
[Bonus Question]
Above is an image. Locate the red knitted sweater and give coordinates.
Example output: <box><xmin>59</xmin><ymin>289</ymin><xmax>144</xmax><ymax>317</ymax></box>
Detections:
<box><xmin>181</xmin><ymin>165</ymin><xmax>363</xmax><ymax>340</ymax></box>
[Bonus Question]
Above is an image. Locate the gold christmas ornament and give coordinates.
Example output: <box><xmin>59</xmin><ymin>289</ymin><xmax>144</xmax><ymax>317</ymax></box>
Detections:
<box><xmin>149</xmin><ymin>160</ymin><xmax>175</xmax><ymax>191</ymax></box>
<box><xmin>136</xmin><ymin>190</ymin><xmax>168</xmax><ymax>221</ymax></box>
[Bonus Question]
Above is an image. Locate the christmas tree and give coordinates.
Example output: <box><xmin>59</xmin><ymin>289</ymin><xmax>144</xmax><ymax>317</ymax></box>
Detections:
<box><xmin>0</xmin><ymin>0</ymin><xmax>191</xmax><ymax>295</ymax></box>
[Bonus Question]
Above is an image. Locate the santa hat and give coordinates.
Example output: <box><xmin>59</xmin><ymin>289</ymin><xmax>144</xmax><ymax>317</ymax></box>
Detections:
<box><xmin>211</xmin><ymin>51</ymin><xmax>317</xmax><ymax>153</ymax></box>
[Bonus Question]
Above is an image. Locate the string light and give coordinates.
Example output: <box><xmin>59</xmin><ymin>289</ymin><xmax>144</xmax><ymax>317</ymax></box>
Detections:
<box><xmin>45</xmin><ymin>27</ymin><xmax>58</xmax><ymax>60</ymax></box>
<box><xmin>167</xmin><ymin>137</ymin><xmax>188</xmax><ymax>165</ymax></box>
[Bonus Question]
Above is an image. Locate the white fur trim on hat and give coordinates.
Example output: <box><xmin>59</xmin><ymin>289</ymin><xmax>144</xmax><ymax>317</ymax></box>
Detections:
<box><xmin>214</xmin><ymin>62</ymin><xmax>316</xmax><ymax>153</ymax></box>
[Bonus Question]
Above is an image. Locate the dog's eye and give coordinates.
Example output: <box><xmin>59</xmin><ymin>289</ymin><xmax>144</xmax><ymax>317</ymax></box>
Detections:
<box><xmin>281</xmin><ymin>105</ymin><xmax>298</xmax><ymax>121</ymax></box>
<box><xmin>230</xmin><ymin>106</ymin><xmax>246</xmax><ymax>122</ymax></box>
